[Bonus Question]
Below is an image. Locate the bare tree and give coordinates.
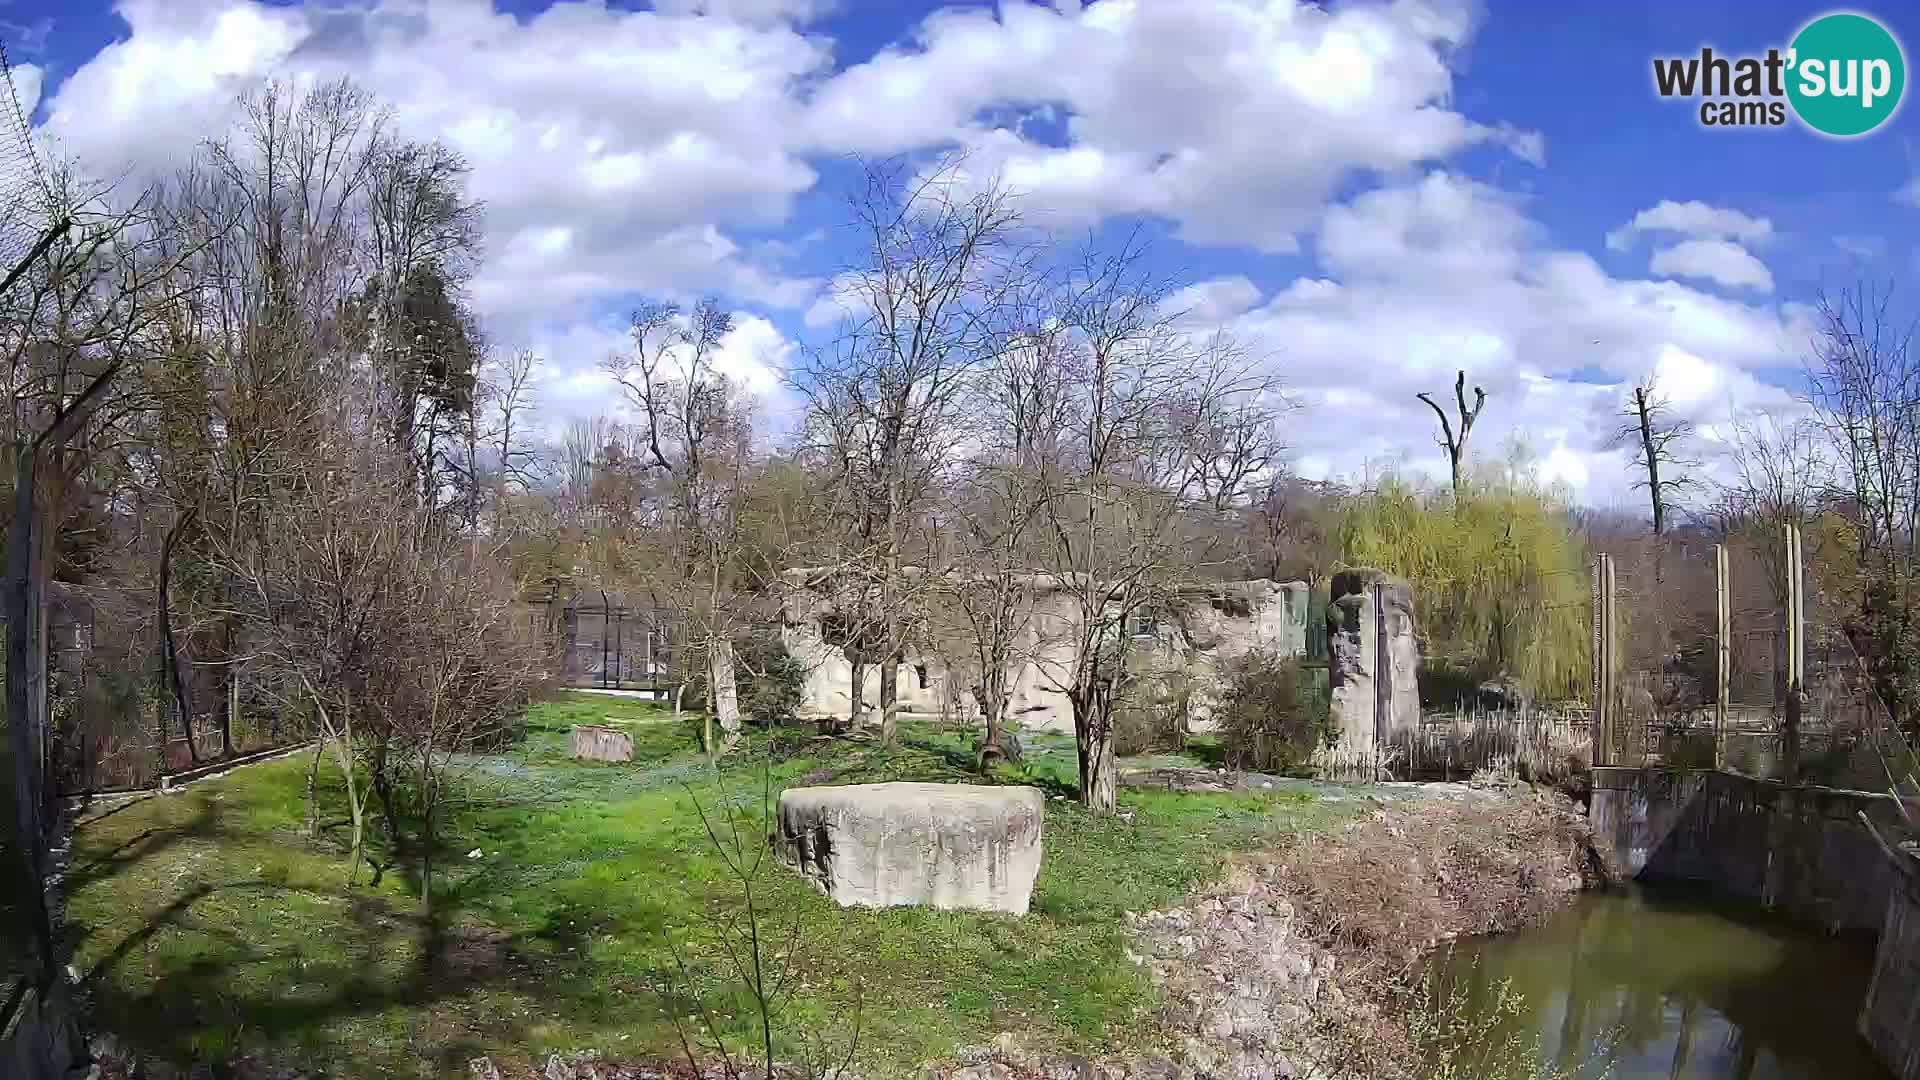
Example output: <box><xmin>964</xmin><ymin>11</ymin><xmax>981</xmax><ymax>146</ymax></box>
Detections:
<box><xmin>1417</xmin><ymin>370</ymin><xmax>1487</xmax><ymax>498</ymax></box>
<box><xmin>929</xmin><ymin>300</ymin><xmax>1071</xmax><ymax>765</ymax></box>
<box><xmin>1</xmin><ymin>168</ymin><xmax>204</xmax><ymax>983</ymax></box>
<box><xmin>1806</xmin><ymin>283</ymin><xmax>1920</xmax><ymax>742</ymax></box>
<box><xmin>798</xmin><ymin>159</ymin><xmax>1035</xmax><ymax>743</ymax></box>
<box><xmin>605</xmin><ymin>300</ymin><xmax>760</xmax><ymax>754</ymax></box>
<box><xmin>1612</xmin><ymin>378</ymin><xmax>1699</xmax><ymax>535</ymax></box>
<box><xmin>1034</xmin><ymin>242</ymin><xmax>1281</xmax><ymax>811</ymax></box>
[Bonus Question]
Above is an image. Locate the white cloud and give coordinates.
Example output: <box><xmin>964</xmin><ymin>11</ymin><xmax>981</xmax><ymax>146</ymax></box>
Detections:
<box><xmin>1604</xmin><ymin>199</ymin><xmax>1774</xmax><ymax>252</ymax></box>
<box><xmin>39</xmin><ymin>0</ymin><xmax>831</xmax><ymax>330</ymax></box>
<box><xmin>1220</xmin><ymin>173</ymin><xmax>1805</xmax><ymax>503</ymax></box>
<box><xmin>1648</xmin><ymin>238</ymin><xmax>1775</xmax><ymax>293</ymax></box>
<box><xmin>808</xmin><ymin>0</ymin><xmax>1540</xmax><ymax>252</ymax></box>
<box><xmin>1165</xmin><ymin>276</ymin><xmax>1264</xmax><ymax>325</ymax></box>
<box><xmin>7</xmin><ymin>61</ymin><xmax>40</xmax><ymax>120</ymax></box>
<box><xmin>651</xmin><ymin>0</ymin><xmax>838</xmax><ymax>25</ymax></box>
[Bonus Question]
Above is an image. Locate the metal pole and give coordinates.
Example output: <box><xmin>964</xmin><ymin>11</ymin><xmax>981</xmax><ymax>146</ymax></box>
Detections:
<box><xmin>599</xmin><ymin>588</ymin><xmax>610</xmax><ymax>690</ymax></box>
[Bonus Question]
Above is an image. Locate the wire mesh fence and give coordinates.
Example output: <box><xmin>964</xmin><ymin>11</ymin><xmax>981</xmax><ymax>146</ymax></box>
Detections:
<box><xmin>0</xmin><ymin>41</ymin><xmax>52</xmax><ymax>274</ymax></box>
<box><xmin>1595</xmin><ymin>525</ymin><xmax>1898</xmax><ymax>791</ymax></box>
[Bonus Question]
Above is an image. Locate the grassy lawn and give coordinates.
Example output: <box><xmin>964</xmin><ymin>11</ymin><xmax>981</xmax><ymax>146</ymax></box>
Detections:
<box><xmin>65</xmin><ymin>693</ymin><xmax>1360</xmax><ymax>1078</ymax></box>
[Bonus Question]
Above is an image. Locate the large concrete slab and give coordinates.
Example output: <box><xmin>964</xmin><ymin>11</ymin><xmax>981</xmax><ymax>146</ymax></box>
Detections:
<box><xmin>776</xmin><ymin>782</ymin><xmax>1044</xmax><ymax>914</ymax></box>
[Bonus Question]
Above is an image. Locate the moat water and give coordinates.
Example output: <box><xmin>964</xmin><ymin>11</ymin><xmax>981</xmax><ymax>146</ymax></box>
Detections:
<box><xmin>1426</xmin><ymin>883</ymin><xmax>1890</xmax><ymax>1079</ymax></box>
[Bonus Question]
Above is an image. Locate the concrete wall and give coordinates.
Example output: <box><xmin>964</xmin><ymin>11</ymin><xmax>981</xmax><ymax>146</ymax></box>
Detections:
<box><xmin>781</xmin><ymin>572</ymin><xmax>1310</xmax><ymax>733</ymax></box>
<box><xmin>1861</xmin><ymin>862</ymin><xmax>1920</xmax><ymax>1080</ymax></box>
<box><xmin>0</xmin><ymin>979</ymin><xmax>82</xmax><ymax>1079</ymax></box>
<box><xmin>1589</xmin><ymin>766</ymin><xmax>1913</xmax><ymax>932</ymax></box>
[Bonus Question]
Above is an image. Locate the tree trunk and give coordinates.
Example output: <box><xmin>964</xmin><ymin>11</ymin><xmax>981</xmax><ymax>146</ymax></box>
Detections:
<box><xmin>977</xmin><ymin>672</ymin><xmax>1008</xmax><ymax>770</ymax></box>
<box><xmin>879</xmin><ymin>657</ymin><xmax>899</xmax><ymax>744</ymax></box>
<box><xmin>1073</xmin><ymin>692</ymin><xmax>1118</xmax><ymax>813</ymax></box>
<box><xmin>305</xmin><ymin>741</ymin><xmax>325</xmax><ymax>839</ymax></box>
<box><xmin>158</xmin><ymin>511</ymin><xmax>201</xmax><ymax>765</ymax></box>
<box><xmin>223</xmin><ymin>657</ymin><xmax>238</xmax><ymax>759</ymax></box>
<box><xmin>847</xmin><ymin>653</ymin><xmax>867</xmax><ymax>731</ymax></box>
<box><xmin>3</xmin><ymin>439</ymin><xmax>56</xmax><ymax>987</ymax></box>
<box><xmin>709</xmin><ymin>636</ymin><xmax>741</xmax><ymax>750</ymax></box>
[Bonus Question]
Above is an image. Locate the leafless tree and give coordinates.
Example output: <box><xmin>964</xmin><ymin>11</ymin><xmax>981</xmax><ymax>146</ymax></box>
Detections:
<box><xmin>797</xmin><ymin>158</ymin><xmax>1036</xmax><ymax>743</ymax></box>
<box><xmin>605</xmin><ymin>299</ymin><xmax>760</xmax><ymax>754</ymax></box>
<box><xmin>1805</xmin><ymin>282</ymin><xmax>1920</xmax><ymax>759</ymax></box>
<box><xmin>1033</xmin><ymin>241</ymin><xmax>1282</xmax><ymax>811</ymax></box>
<box><xmin>1</xmin><ymin>165</ymin><xmax>207</xmax><ymax>982</ymax></box>
<box><xmin>1417</xmin><ymin>370</ymin><xmax>1486</xmax><ymax>499</ymax></box>
<box><xmin>1612</xmin><ymin>377</ymin><xmax>1699</xmax><ymax>536</ymax></box>
<box><xmin>928</xmin><ymin>298</ymin><xmax>1072</xmax><ymax>764</ymax></box>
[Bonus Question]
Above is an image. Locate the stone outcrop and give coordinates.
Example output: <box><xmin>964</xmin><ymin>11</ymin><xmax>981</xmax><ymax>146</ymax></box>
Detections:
<box><xmin>1321</xmin><ymin>569</ymin><xmax>1419</xmax><ymax>778</ymax></box>
<box><xmin>569</xmin><ymin>725</ymin><xmax>632</xmax><ymax>762</ymax></box>
<box><xmin>776</xmin><ymin>783</ymin><xmax>1044</xmax><ymax>914</ymax></box>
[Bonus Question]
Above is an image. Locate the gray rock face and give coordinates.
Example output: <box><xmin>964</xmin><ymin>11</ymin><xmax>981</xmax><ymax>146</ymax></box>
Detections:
<box><xmin>776</xmin><ymin>783</ymin><xmax>1044</xmax><ymax>914</ymax></box>
<box><xmin>1321</xmin><ymin>568</ymin><xmax>1420</xmax><ymax>779</ymax></box>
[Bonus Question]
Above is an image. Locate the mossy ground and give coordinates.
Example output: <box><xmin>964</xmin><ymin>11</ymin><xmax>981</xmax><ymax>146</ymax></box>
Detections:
<box><xmin>65</xmin><ymin>692</ymin><xmax>1362</xmax><ymax>1078</ymax></box>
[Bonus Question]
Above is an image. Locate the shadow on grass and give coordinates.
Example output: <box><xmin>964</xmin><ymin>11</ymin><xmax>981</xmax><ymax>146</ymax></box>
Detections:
<box><xmin>64</xmin><ymin>800</ymin><xmax>221</xmax><ymax>895</ymax></box>
<box><xmin>81</xmin><ymin>855</ymin><xmax>672</xmax><ymax>1075</ymax></box>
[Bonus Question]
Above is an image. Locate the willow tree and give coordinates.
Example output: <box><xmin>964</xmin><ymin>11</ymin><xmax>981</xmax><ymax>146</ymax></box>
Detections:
<box><xmin>1340</xmin><ymin>450</ymin><xmax>1590</xmax><ymax>701</ymax></box>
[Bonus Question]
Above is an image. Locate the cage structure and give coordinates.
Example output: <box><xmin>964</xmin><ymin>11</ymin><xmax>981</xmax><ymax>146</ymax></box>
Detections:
<box><xmin>547</xmin><ymin>586</ymin><xmax>675</xmax><ymax>693</ymax></box>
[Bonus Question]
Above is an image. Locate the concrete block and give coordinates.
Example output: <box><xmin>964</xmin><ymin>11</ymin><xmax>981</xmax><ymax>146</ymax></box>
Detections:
<box><xmin>776</xmin><ymin>782</ymin><xmax>1044</xmax><ymax>914</ymax></box>
<box><xmin>1862</xmin><ymin>860</ymin><xmax>1920</xmax><ymax>1080</ymax></box>
<box><xmin>569</xmin><ymin>725</ymin><xmax>632</xmax><ymax>762</ymax></box>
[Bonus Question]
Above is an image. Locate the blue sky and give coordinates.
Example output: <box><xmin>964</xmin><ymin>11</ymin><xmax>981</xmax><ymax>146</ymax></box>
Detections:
<box><xmin>4</xmin><ymin>0</ymin><xmax>1917</xmax><ymax>506</ymax></box>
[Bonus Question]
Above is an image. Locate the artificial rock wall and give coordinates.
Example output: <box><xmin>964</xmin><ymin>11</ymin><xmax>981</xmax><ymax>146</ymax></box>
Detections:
<box><xmin>779</xmin><ymin>571</ymin><xmax>1312</xmax><ymax>733</ymax></box>
<box><xmin>1321</xmin><ymin>569</ymin><xmax>1420</xmax><ymax>775</ymax></box>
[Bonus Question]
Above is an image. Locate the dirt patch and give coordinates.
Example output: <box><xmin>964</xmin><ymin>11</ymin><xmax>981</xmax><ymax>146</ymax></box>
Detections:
<box><xmin>440</xmin><ymin>925</ymin><xmax>515</xmax><ymax>980</ymax></box>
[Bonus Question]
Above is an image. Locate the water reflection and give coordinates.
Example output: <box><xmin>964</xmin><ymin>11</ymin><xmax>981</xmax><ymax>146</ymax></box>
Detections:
<box><xmin>1428</xmin><ymin>884</ymin><xmax>1889</xmax><ymax>1079</ymax></box>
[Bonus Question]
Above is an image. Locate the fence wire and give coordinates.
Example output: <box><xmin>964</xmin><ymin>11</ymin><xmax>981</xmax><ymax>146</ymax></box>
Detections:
<box><xmin>1596</xmin><ymin>530</ymin><xmax>1894</xmax><ymax>789</ymax></box>
<box><xmin>0</xmin><ymin>41</ymin><xmax>53</xmax><ymax>275</ymax></box>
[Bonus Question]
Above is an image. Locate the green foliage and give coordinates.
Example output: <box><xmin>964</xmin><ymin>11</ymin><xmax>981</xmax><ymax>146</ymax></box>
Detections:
<box><xmin>64</xmin><ymin>693</ymin><xmax>1363</xmax><ymax>1076</ymax></box>
<box><xmin>1339</xmin><ymin>456</ymin><xmax>1590</xmax><ymax>701</ymax></box>
<box><xmin>1215</xmin><ymin>650</ymin><xmax>1324</xmax><ymax>775</ymax></box>
<box><xmin>733</xmin><ymin>629</ymin><xmax>806</xmax><ymax>727</ymax></box>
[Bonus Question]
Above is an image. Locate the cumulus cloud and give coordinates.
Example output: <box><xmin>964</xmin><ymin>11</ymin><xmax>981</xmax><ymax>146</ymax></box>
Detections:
<box><xmin>39</xmin><ymin>0</ymin><xmax>831</xmax><ymax>331</ymax></box>
<box><xmin>1220</xmin><ymin>174</ymin><xmax>1804</xmax><ymax>502</ymax></box>
<box><xmin>809</xmin><ymin>0</ymin><xmax>1541</xmax><ymax>252</ymax></box>
<box><xmin>1604</xmin><ymin>199</ymin><xmax>1774</xmax><ymax>252</ymax></box>
<box><xmin>26</xmin><ymin>0</ymin><xmax>1817</xmax><ymax>505</ymax></box>
<box><xmin>1647</xmin><ymin>238</ymin><xmax>1775</xmax><ymax>293</ymax></box>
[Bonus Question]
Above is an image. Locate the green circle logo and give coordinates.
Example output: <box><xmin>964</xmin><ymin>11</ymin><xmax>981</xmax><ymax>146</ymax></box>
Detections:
<box><xmin>1787</xmin><ymin>12</ymin><xmax>1906</xmax><ymax>137</ymax></box>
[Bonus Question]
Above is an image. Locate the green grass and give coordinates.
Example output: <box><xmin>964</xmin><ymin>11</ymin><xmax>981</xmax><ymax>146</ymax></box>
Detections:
<box><xmin>64</xmin><ymin>692</ymin><xmax>1360</xmax><ymax>1078</ymax></box>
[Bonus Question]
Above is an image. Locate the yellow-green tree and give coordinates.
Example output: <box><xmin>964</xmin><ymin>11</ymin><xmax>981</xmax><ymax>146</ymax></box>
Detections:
<box><xmin>1339</xmin><ymin>451</ymin><xmax>1590</xmax><ymax>701</ymax></box>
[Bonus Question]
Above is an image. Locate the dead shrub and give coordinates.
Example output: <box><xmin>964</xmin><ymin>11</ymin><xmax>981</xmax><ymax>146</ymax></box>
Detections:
<box><xmin>1270</xmin><ymin>793</ymin><xmax>1595</xmax><ymax>980</ymax></box>
<box><xmin>1111</xmin><ymin>667</ymin><xmax>1196</xmax><ymax>757</ymax></box>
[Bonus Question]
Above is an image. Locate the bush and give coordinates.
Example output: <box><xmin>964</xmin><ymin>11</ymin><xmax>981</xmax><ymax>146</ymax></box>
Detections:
<box><xmin>734</xmin><ymin>629</ymin><xmax>805</xmax><ymax>727</ymax></box>
<box><xmin>1216</xmin><ymin>650</ymin><xmax>1324</xmax><ymax>774</ymax></box>
<box><xmin>1112</xmin><ymin>667</ymin><xmax>1196</xmax><ymax>756</ymax></box>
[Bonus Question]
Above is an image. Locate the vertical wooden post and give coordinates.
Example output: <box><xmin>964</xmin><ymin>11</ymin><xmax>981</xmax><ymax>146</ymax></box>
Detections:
<box><xmin>1592</xmin><ymin>554</ymin><xmax>1616</xmax><ymax>768</ymax></box>
<box><xmin>1597</xmin><ymin>553</ymin><xmax>1612</xmax><ymax>764</ymax></box>
<box><xmin>1783</xmin><ymin>522</ymin><xmax>1804</xmax><ymax>784</ymax></box>
<box><xmin>1716</xmin><ymin>543</ymin><xmax>1730</xmax><ymax>770</ymax></box>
